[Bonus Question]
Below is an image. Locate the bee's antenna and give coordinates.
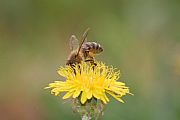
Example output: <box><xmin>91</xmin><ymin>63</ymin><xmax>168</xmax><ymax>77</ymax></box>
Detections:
<box><xmin>76</xmin><ymin>28</ymin><xmax>90</xmax><ymax>57</ymax></box>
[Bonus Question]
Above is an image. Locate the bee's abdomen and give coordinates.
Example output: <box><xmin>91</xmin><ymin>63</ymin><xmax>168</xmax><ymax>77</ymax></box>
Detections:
<box><xmin>81</xmin><ymin>42</ymin><xmax>103</xmax><ymax>54</ymax></box>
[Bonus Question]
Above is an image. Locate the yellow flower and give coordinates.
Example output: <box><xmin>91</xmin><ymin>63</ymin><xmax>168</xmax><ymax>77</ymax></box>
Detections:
<box><xmin>46</xmin><ymin>62</ymin><xmax>132</xmax><ymax>104</ymax></box>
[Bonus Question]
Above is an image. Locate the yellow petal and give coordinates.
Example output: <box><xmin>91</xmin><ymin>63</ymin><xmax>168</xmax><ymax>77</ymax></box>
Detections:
<box><xmin>63</xmin><ymin>91</ymin><xmax>73</xmax><ymax>99</ymax></box>
<box><xmin>115</xmin><ymin>82</ymin><xmax>125</xmax><ymax>86</ymax></box>
<box><xmin>86</xmin><ymin>90</ymin><xmax>92</xmax><ymax>99</ymax></box>
<box><xmin>54</xmin><ymin>91</ymin><xmax>60</xmax><ymax>96</ymax></box>
<box><xmin>118</xmin><ymin>98</ymin><xmax>124</xmax><ymax>103</ymax></box>
<box><xmin>81</xmin><ymin>92</ymin><xmax>87</xmax><ymax>104</ymax></box>
<box><xmin>100</xmin><ymin>95</ymin><xmax>107</xmax><ymax>104</ymax></box>
<box><xmin>93</xmin><ymin>90</ymin><xmax>101</xmax><ymax>99</ymax></box>
<box><xmin>106</xmin><ymin>90</ymin><xmax>124</xmax><ymax>103</ymax></box>
<box><xmin>44</xmin><ymin>86</ymin><xmax>50</xmax><ymax>89</ymax></box>
<box><xmin>73</xmin><ymin>88</ymin><xmax>81</xmax><ymax>98</ymax></box>
<box><xmin>104</xmin><ymin>93</ymin><xmax>109</xmax><ymax>102</ymax></box>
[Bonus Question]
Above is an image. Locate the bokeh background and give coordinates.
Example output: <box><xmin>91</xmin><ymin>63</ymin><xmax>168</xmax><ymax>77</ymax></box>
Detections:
<box><xmin>0</xmin><ymin>0</ymin><xmax>180</xmax><ymax>120</ymax></box>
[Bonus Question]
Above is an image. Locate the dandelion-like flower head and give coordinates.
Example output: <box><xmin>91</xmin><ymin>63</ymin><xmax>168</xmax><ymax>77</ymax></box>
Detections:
<box><xmin>46</xmin><ymin>62</ymin><xmax>131</xmax><ymax>104</ymax></box>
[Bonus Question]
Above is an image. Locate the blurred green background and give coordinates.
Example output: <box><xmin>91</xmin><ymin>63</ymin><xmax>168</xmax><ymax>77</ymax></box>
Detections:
<box><xmin>0</xmin><ymin>0</ymin><xmax>180</xmax><ymax>120</ymax></box>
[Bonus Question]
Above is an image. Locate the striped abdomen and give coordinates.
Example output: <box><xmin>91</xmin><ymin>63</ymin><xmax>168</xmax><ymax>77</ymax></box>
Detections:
<box><xmin>81</xmin><ymin>42</ymin><xmax>103</xmax><ymax>54</ymax></box>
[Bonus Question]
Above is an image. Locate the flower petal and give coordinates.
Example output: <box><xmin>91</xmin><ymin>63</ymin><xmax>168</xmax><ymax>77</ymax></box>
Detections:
<box><xmin>63</xmin><ymin>91</ymin><xmax>74</xmax><ymax>99</ymax></box>
<box><xmin>86</xmin><ymin>90</ymin><xmax>92</xmax><ymax>99</ymax></box>
<box><xmin>100</xmin><ymin>95</ymin><xmax>107</xmax><ymax>104</ymax></box>
<box><xmin>93</xmin><ymin>90</ymin><xmax>101</xmax><ymax>99</ymax></box>
<box><xmin>81</xmin><ymin>91</ymin><xmax>87</xmax><ymax>104</ymax></box>
<box><xmin>106</xmin><ymin>90</ymin><xmax>124</xmax><ymax>103</ymax></box>
<box><xmin>73</xmin><ymin>88</ymin><xmax>81</xmax><ymax>98</ymax></box>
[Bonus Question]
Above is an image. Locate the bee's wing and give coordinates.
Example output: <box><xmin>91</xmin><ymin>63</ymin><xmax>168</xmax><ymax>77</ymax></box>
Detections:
<box><xmin>69</xmin><ymin>35</ymin><xmax>79</xmax><ymax>51</ymax></box>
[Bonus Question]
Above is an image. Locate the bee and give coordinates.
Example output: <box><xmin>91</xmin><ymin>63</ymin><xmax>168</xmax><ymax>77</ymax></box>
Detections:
<box><xmin>66</xmin><ymin>28</ymin><xmax>103</xmax><ymax>66</ymax></box>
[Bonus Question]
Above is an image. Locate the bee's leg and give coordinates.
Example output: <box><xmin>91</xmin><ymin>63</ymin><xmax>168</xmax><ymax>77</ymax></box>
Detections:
<box><xmin>85</xmin><ymin>59</ymin><xmax>97</xmax><ymax>70</ymax></box>
<box><xmin>70</xmin><ymin>64</ymin><xmax>77</xmax><ymax>75</ymax></box>
<box><xmin>68</xmin><ymin>63</ymin><xmax>81</xmax><ymax>75</ymax></box>
<box><xmin>93</xmin><ymin>62</ymin><xmax>97</xmax><ymax>66</ymax></box>
<box><xmin>85</xmin><ymin>59</ymin><xmax>94</xmax><ymax>65</ymax></box>
<box><xmin>92</xmin><ymin>61</ymin><xmax>97</xmax><ymax>70</ymax></box>
<box><xmin>90</xmin><ymin>60</ymin><xmax>97</xmax><ymax>66</ymax></box>
<box><xmin>90</xmin><ymin>57</ymin><xmax>97</xmax><ymax>67</ymax></box>
<box><xmin>78</xmin><ymin>64</ymin><xmax>81</xmax><ymax>74</ymax></box>
<box><xmin>92</xmin><ymin>63</ymin><xmax>97</xmax><ymax>70</ymax></box>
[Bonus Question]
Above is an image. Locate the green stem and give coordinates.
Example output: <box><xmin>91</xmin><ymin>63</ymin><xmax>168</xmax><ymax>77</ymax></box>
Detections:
<box><xmin>95</xmin><ymin>112</ymin><xmax>101</xmax><ymax>120</ymax></box>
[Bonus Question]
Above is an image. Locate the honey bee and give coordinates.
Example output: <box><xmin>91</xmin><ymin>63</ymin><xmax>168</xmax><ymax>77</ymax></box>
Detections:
<box><xmin>66</xmin><ymin>28</ymin><xmax>103</xmax><ymax>66</ymax></box>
